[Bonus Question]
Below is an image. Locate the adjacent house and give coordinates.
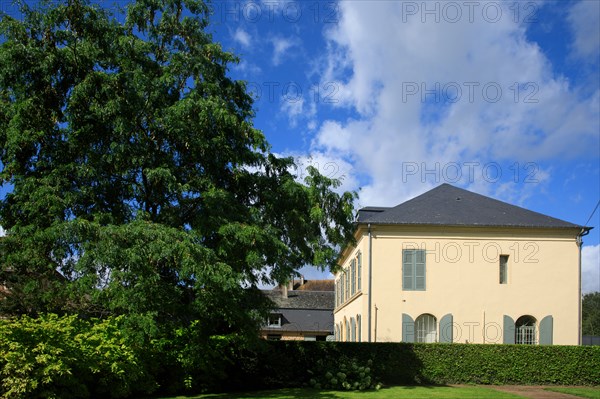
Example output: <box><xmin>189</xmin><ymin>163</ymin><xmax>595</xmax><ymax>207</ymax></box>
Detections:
<box><xmin>261</xmin><ymin>278</ymin><xmax>334</xmax><ymax>341</ymax></box>
<box><xmin>334</xmin><ymin>184</ymin><xmax>591</xmax><ymax>345</ymax></box>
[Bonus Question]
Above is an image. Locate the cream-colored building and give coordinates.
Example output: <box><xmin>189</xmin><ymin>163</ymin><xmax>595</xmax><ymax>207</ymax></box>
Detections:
<box><xmin>334</xmin><ymin>184</ymin><xmax>591</xmax><ymax>345</ymax></box>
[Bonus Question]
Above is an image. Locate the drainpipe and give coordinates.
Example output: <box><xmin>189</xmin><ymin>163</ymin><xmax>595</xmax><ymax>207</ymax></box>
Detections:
<box><xmin>368</xmin><ymin>223</ymin><xmax>373</xmax><ymax>342</ymax></box>
<box><xmin>577</xmin><ymin>228</ymin><xmax>590</xmax><ymax>345</ymax></box>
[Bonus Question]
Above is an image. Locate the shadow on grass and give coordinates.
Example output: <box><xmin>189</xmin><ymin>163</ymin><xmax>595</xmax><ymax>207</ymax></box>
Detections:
<box><xmin>163</xmin><ymin>384</ymin><xmax>456</xmax><ymax>399</ymax></box>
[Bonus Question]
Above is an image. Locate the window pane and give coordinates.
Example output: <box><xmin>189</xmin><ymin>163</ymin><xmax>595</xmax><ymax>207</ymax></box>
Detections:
<box><xmin>403</xmin><ymin>261</ymin><xmax>414</xmax><ymax>290</ymax></box>
<box><xmin>499</xmin><ymin>255</ymin><xmax>508</xmax><ymax>284</ymax></box>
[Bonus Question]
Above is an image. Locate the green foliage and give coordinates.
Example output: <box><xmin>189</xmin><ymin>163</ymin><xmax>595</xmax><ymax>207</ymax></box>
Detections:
<box><xmin>0</xmin><ymin>0</ymin><xmax>355</xmax><ymax>336</ymax></box>
<box><xmin>224</xmin><ymin>341</ymin><xmax>600</xmax><ymax>390</ymax></box>
<box><xmin>0</xmin><ymin>314</ymin><xmax>155</xmax><ymax>399</ymax></box>
<box><xmin>308</xmin><ymin>357</ymin><xmax>381</xmax><ymax>391</ymax></box>
<box><xmin>583</xmin><ymin>292</ymin><xmax>600</xmax><ymax>336</ymax></box>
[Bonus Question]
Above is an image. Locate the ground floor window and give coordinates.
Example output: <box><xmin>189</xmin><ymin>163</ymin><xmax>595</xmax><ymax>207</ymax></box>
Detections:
<box><xmin>267</xmin><ymin>334</ymin><xmax>282</xmax><ymax>341</ymax></box>
<box><xmin>415</xmin><ymin>313</ymin><xmax>437</xmax><ymax>343</ymax></box>
<box><xmin>515</xmin><ymin>315</ymin><xmax>537</xmax><ymax>344</ymax></box>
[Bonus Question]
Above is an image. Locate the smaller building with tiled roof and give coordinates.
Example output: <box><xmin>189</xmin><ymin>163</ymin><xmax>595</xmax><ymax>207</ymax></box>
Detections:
<box><xmin>260</xmin><ymin>278</ymin><xmax>334</xmax><ymax>341</ymax></box>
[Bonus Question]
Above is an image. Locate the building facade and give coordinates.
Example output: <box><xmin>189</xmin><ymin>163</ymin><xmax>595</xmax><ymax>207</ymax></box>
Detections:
<box><xmin>334</xmin><ymin>184</ymin><xmax>591</xmax><ymax>345</ymax></box>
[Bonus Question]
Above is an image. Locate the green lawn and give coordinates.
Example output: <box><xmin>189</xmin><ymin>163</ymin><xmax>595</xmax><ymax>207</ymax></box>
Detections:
<box><xmin>160</xmin><ymin>386</ymin><xmax>525</xmax><ymax>398</ymax></box>
<box><xmin>545</xmin><ymin>387</ymin><xmax>600</xmax><ymax>399</ymax></box>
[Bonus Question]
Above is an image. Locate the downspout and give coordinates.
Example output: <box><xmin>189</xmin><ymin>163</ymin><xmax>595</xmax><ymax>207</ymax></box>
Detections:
<box><xmin>577</xmin><ymin>228</ymin><xmax>590</xmax><ymax>345</ymax></box>
<box><xmin>368</xmin><ymin>223</ymin><xmax>373</xmax><ymax>342</ymax></box>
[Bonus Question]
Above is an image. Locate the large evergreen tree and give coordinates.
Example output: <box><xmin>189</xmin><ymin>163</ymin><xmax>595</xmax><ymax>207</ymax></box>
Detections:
<box><xmin>0</xmin><ymin>0</ymin><xmax>355</xmax><ymax>335</ymax></box>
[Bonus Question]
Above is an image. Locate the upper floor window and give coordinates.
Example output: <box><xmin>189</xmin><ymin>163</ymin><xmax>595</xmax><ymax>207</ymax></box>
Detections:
<box><xmin>351</xmin><ymin>258</ymin><xmax>356</xmax><ymax>295</ymax></box>
<box><xmin>499</xmin><ymin>255</ymin><xmax>508</xmax><ymax>284</ymax></box>
<box><xmin>403</xmin><ymin>249</ymin><xmax>426</xmax><ymax>291</ymax></box>
<box><xmin>267</xmin><ymin>313</ymin><xmax>282</xmax><ymax>328</ymax></box>
<box><xmin>357</xmin><ymin>252</ymin><xmax>362</xmax><ymax>290</ymax></box>
<box><xmin>345</xmin><ymin>269</ymin><xmax>350</xmax><ymax>300</ymax></box>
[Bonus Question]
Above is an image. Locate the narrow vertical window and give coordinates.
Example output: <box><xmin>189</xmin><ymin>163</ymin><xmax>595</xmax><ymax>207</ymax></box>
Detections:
<box><xmin>351</xmin><ymin>259</ymin><xmax>356</xmax><ymax>295</ymax></box>
<box><xmin>345</xmin><ymin>270</ymin><xmax>350</xmax><ymax>300</ymax></box>
<box><xmin>499</xmin><ymin>255</ymin><xmax>508</xmax><ymax>284</ymax></box>
<box><xmin>340</xmin><ymin>275</ymin><xmax>344</xmax><ymax>304</ymax></box>
<box><xmin>357</xmin><ymin>252</ymin><xmax>362</xmax><ymax>290</ymax></box>
<box><xmin>357</xmin><ymin>314</ymin><xmax>362</xmax><ymax>342</ymax></box>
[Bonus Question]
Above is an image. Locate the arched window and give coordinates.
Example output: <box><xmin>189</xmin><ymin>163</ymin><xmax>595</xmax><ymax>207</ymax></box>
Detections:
<box><xmin>345</xmin><ymin>318</ymin><xmax>350</xmax><ymax>342</ymax></box>
<box><xmin>350</xmin><ymin>317</ymin><xmax>356</xmax><ymax>342</ymax></box>
<box><xmin>415</xmin><ymin>314</ymin><xmax>437</xmax><ymax>343</ymax></box>
<box><xmin>515</xmin><ymin>315</ymin><xmax>537</xmax><ymax>345</ymax></box>
<box><xmin>357</xmin><ymin>315</ymin><xmax>362</xmax><ymax>342</ymax></box>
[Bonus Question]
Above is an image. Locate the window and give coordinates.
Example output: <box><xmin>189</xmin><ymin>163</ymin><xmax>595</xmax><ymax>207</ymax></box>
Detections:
<box><xmin>403</xmin><ymin>249</ymin><xmax>426</xmax><ymax>290</ymax></box>
<box><xmin>499</xmin><ymin>255</ymin><xmax>508</xmax><ymax>284</ymax></box>
<box><xmin>340</xmin><ymin>276</ymin><xmax>344</xmax><ymax>304</ymax></box>
<box><xmin>415</xmin><ymin>314</ymin><xmax>437</xmax><ymax>343</ymax></box>
<box><xmin>357</xmin><ymin>315</ymin><xmax>362</xmax><ymax>342</ymax></box>
<box><xmin>304</xmin><ymin>336</ymin><xmax>317</xmax><ymax>341</ymax></box>
<box><xmin>267</xmin><ymin>334</ymin><xmax>282</xmax><ymax>341</ymax></box>
<box><xmin>345</xmin><ymin>270</ymin><xmax>350</xmax><ymax>300</ymax></box>
<box><xmin>515</xmin><ymin>315</ymin><xmax>537</xmax><ymax>345</ymax></box>
<box><xmin>345</xmin><ymin>319</ymin><xmax>350</xmax><ymax>342</ymax></box>
<box><xmin>267</xmin><ymin>314</ymin><xmax>282</xmax><ymax>328</ymax></box>
<box><xmin>350</xmin><ymin>317</ymin><xmax>356</xmax><ymax>342</ymax></box>
<box><xmin>351</xmin><ymin>259</ymin><xmax>356</xmax><ymax>295</ymax></box>
<box><xmin>357</xmin><ymin>252</ymin><xmax>362</xmax><ymax>290</ymax></box>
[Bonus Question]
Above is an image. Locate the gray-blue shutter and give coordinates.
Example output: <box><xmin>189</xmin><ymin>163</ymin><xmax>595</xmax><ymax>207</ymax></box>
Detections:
<box><xmin>415</xmin><ymin>250</ymin><xmax>426</xmax><ymax>290</ymax></box>
<box><xmin>402</xmin><ymin>313</ymin><xmax>415</xmax><ymax>343</ymax></box>
<box><xmin>539</xmin><ymin>315</ymin><xmax>553</xmax><ymax>345</ymax></box>
<box><xmin>503</xmin><ymin>315</ymin><xmax>515</xmax><ymax>344</ymax></box>
<box><xmin>403</xmin><ymin>250</ymin><xmax>414</xmax><ymax>290</ymax></box>
<box><xmin>439</xmin><ymin>314</ymin><xmax>453</xmax><ymax>343</ymax></box>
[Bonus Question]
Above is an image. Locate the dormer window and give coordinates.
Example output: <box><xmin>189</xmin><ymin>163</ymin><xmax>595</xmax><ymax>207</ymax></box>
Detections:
<box><xmin>267</xmin><ymin>313</ymin><xmax>282</xmax><ymax>328</ymax></box>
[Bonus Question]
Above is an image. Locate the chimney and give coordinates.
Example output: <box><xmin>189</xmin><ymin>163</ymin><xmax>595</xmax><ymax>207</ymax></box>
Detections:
<box><xmin>281</xmin><ymin>283</ymin><xmax>288</xmax><ymax>298</ymax></box>
<box><xmin>288</xmin><ymin>280</ymin><xmax>293</xmax><ymax>291</ymax></box>
<box><xmin>300</xmin><ymin>275</ymin><xmax>305</xmax><ymax>286</ymax></box>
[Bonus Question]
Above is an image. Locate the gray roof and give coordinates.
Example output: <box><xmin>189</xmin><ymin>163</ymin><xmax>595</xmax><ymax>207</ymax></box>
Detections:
<box><xmin>262</xmin><ymin>290</ymin><xmax>334</xmax><ymax>334</ymax></box>
<box><xmin>264</xmin><ymin>290</ymin><xmax>334</xmax><ymax>310</ymax></box>
<box><xmin>264</xmin><ymin>308</ymin><xmax>334</xmax><ymax>333</ymax></box>
<box><xmin>357</xmin><ymin>184</ymin><xmax>590</xmax><ymax>230</ymax></box>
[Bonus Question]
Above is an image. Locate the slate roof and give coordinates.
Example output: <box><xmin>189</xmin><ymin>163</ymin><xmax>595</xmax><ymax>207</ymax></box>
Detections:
<box><xmin>264</xmin><ymin>308</ymin><xmax>334</xmax><ymax>333</ymax></box>
<box><xmin>357</xmin><ymin>184</ymin><xmax>590</xmax><ymax>230</ymax></box>
<box><xmin>264</xmin><ymin>290</ymin><xmax>334</xmax><ymax>310</ymax></box>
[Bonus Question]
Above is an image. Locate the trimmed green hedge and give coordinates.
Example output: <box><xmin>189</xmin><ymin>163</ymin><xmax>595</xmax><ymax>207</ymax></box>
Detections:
<box><xmin>249</xmin><ymin>341</ymin><xmax>600</xmax><ymax>389</ymax></box>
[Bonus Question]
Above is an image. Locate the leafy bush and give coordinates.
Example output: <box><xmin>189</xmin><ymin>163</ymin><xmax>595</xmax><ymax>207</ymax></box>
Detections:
<box><xmin>0</xmin><ymin>314</ymin><xmax>155</xmax><ymax>399</ymax></box>
<box><xmin>253</xmin><ymin>341</ymin><xmax>600</xmax><ymax>389</ymax></box>
<box><xmin>308</xmin><ymin>357</ymin><xmax>381</xmax><ymax>391</ymax></box>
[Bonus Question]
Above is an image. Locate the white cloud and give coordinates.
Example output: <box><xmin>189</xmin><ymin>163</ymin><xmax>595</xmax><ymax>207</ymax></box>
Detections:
<box><xmin>313</xmin><ymin>1</ymin><xmax>599</xmax><ymax>207</ymax></box>
<box><xmin>582</xmin><ymin>244</ymin><xmax>600</xmax><ymax>294</ymax></box>
<box><xmin>567</xmin><ymin>0</ymin><xmax>600</xmax><ymax>61</ymax></box>
<box><xmin>271</xmin><ymin>36</ymin><xmax>299</xmax><ymax>66</ymax></box>
<box><xmin>233</xmin><ymin>27</ymin><xmax>252</xmax><ymax>47</ymax></box>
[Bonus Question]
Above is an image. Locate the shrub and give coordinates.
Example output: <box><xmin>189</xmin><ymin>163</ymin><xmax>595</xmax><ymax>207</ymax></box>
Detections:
<box><xmin>308</xmin><ymin>357</ymin><xmax>382</xmax><ymax>391</ymax></box>
<box><xmin>252</xmin><ymin>341</ymin><xmax>600</xmax><ymax>389</ymax></box>
<box><xmin>0</xmin><ymin>314</ymin><xmax>155</xmax><ymax>399</ymax></box>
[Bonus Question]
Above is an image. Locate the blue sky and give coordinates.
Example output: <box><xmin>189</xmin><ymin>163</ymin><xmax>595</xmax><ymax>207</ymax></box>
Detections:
<box><xmin>1</xmin><ymin>0</ymin><xmax>599</xmax><ymax>291</ymax></box>
<box><xmin>206</xmin><ymin>0</ymin><xmax>600</xmax><ymax>291</ymax></box>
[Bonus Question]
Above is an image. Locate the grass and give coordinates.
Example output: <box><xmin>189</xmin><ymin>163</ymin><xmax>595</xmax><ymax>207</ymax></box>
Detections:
<box><xmin>159</xmin><ymin>385</ymin><xmax>526</xmax><ymax>398</ymax></box>
<box><xmin>545</xmin><ymin>387</ymin><xmax>600</xmax><ymax>399</ymax></box>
